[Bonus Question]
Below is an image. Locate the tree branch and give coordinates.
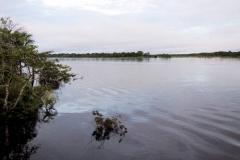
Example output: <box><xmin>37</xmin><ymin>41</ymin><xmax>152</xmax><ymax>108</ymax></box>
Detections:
<box><xmin>10</xmin><ymin>75</ymin><xmax>32</xmax><ymax>110</ymax></box>
<box><xmin>3</xmin><ymin>74</ymin><xmax>12</xmax><ymax>111</ymax></box>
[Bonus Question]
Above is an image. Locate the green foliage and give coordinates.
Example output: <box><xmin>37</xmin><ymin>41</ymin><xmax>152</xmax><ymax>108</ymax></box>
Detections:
<box><xmin>41</xmin><ymin>90</ymin><xmax>56</xmax><ymax>109</ymax></box>
<box><xmin>39</xmin><ymin>59</ymin><xmax>76</xmax><ymax>89</ymax></box>
<box><xmin>38</xmin><ymin>90</ymin><xmax>58</xmax><ymax>123</ymax></box>
<box><xmin>0</xmin><ymin>16</ymin><xmax>74</xmax><ymax>159</ymax></box>
<box><xmin>0</xmin><ymin>16</ymin><xmax>75</xmax><ymax>119</ymax></box>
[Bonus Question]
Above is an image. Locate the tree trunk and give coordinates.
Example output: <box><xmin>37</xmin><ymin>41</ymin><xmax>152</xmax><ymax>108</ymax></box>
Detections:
<box><xmin>31</xmin><ymin>67</ymin><xmax>35</xmax><ymax>87</ymax></box>
<box><xmin>11</xmin><ymin>76</ymin><xmax>32</xmax><ymax>110</ymax></box>
<box><xmin>4</xmin><ymin>79</ymin><xmax>11</xmax><ymax>110</ymax></box>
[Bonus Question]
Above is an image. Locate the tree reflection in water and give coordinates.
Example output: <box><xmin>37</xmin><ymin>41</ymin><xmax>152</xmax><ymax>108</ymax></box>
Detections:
<box><xmin>0</xmin><ymin>107</ymin><xmax>57</xmax><ymax>160</ymax></box>
<box><xmin>90</xmin><ymin>111</ymin><xmax>127</xmax><ymax>149</ymax></box>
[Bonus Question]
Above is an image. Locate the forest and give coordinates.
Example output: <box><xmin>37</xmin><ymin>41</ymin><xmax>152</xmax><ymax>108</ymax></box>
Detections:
<box><xmin>48</xmin><ymin>51</ymin><xmax>150</xmax><ymax>58</ymax></box>
<box><xmin>48</xmin><ymin>51</ymin><xmax>240</xmax><ymax>58</ymax></box>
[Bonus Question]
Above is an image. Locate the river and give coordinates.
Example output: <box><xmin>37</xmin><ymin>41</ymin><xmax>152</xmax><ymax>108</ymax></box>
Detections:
<box><xmin>31</xmin><ymin>57</ymin><xmax>240</xmax><ymax>160</ymax></box>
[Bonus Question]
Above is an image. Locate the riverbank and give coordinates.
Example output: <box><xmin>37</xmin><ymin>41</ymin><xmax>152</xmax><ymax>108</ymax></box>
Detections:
<box><xmin>48</xmin><ymin>51</ymin><xmax>240</xmax><ymax>58</ymax></box>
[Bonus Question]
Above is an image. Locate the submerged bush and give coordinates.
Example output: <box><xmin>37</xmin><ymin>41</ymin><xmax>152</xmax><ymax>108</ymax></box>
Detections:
<box><xmin>91</xmin><ymin>111</ymin><xmax>127</xmax><ymax>148</ymax></box>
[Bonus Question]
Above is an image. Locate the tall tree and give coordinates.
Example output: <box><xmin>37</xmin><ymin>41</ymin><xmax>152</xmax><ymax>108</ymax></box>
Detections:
<box><xmin>0</xmin><ymin>17</ymin><xmax>76</xmax><ymax>148</ymax></box>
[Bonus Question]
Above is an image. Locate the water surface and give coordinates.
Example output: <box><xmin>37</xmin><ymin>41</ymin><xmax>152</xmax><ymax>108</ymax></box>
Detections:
<box><xmin>31</xmin><ymin>58</ymin><xmax>240</xmax><ymax>160</ymax></box>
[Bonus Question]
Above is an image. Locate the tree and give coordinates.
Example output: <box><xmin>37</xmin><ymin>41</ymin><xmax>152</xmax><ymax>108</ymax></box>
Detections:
<box><xmin>136</xmin><ymin>51</ymin><xmax>143</xmax><ymax>56</ymax></box>
<box><xmin>0</xmin><ymin>17</ymin><xmax>76</xmax><ymax>150</ymax></box>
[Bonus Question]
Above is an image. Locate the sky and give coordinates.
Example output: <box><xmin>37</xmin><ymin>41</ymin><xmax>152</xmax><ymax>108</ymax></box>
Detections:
<box><xmin>1</xmin><ymin>0</ymin><xmax>240</xmax><ymax>54</ymax></box>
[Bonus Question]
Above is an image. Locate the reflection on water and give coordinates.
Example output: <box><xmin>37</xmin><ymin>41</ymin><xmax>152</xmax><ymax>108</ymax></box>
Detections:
<box><xmin>0</xmin><ymin>107</ymin><xmax>58</xmax><ymax>159</ymax></box>
<box><xmin>39</xmin><ymin>107</ymin><xmax>58</xmax><ymax>123</ymax></box>
<box><xmin>39</xmin><ymin>90</ymin><xmax>58</xmax><ymax>123</ymax></box>
<box><xmin>4</xmin><ymin>144</ymin><xmax>40</xmax><ymax>160</ymax></box>
<box><xmin>54</xmin><ymin>57</ymin><xmax>150</xmax><ymax>62</ymax></box>
<box><xmin>90</xmin><ymin>111</ymin><xmax>127</xmax><ymax>149</ymax></box>
<box><xmin>31</xmin><ymin>58</ymin><xmax>240</xmax><ymax>160</ymax></box>
<box><xmin>0</xmin><ymin>111</ymin><xmax>39</xmax><ymax>159</ymax></box>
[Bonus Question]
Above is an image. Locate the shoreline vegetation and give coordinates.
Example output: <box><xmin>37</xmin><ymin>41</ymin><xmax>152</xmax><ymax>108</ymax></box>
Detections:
<box><xmin>0</xmin><ymin>17</ymin><xmax>76</xmax><ymax>159</ymax></box>
<box><xmin>48</xmin><ymin>51</ymin><xmax>240</xmax><ymax>58</ymax></box>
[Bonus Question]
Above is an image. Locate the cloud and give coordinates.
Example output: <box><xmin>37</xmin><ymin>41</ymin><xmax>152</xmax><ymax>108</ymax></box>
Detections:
<box><xmin>41</xmin><ymin>0</ymin><xmax>153</xmax><ymax>15</ymax></box>
<box><xmin>25</xmin><ymin>18</ymin><xmax>239</xmax><ymax>54</ymax></box>
<box><xmin>1</xmin><ymin>0</ymin><xmax>240</xmax><ymax>54</ymax></box>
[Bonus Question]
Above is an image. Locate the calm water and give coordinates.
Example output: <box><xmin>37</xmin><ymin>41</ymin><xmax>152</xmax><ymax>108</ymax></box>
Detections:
<box><xmin>31</xmin><ymin>58</ymin><xmax>240</xmax><ymax>160</ymax></box>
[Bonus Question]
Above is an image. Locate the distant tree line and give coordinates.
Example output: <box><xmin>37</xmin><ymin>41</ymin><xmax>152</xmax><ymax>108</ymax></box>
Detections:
<box><xmin>48</xmin><ymin>51</ymin><xmax>240</xmax><ymax>58</ymax></box>
<box><xmin>164</xmin><ymin>51</ymin><xmax>240</xmax><ymax>58</ymax></box>
<box><xmin>48</xmin><ymin>51</ymin><xmax>151</xmax><ymax>58</ymax></box>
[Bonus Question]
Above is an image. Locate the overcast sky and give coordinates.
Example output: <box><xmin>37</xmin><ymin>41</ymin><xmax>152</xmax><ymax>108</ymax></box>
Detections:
<box><xmin>1</xmin><ymin>0</ymin><xmax>240</xmax><ymax>54</ymax></box>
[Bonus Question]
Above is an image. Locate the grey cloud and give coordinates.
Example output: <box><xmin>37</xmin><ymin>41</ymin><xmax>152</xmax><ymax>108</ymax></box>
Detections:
<box><xmin>1</xmin><ymin>0</ymin><xmax>240</xmax><ymax>54</ymax></box>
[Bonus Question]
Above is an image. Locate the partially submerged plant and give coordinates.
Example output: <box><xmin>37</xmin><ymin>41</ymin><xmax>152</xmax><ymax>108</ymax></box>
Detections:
<box><xmin>41</xmin><ymin>90</ymin><xmax>56</xmax><ymax>111</ymax></box>
<box><xmin>91</xmin><ymin>110</ymin><xmax>127</xmax><ymax>148</ymax></box>
<box><xmin>39</xmin><ymin>90</ymin><xmax>57</xmax><ymax>122</ymax></box>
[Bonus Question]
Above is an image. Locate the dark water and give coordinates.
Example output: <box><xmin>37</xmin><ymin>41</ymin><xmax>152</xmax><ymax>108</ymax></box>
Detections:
<box><xmin>30</xmin><ymin>58</ymin><xmax>240</xmax><ymax>160</ymax></box>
